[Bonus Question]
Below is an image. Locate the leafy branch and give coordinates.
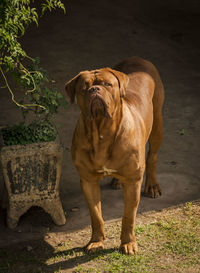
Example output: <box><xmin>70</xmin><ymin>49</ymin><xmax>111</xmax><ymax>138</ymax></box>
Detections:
<box><xmin>0</xmin><ymin>63</ymin><xmax>46</xmax><ymax>109</ymax></box>
<box><xmin>0</xmin><ymin>0</ymin><xmax>67</xmax><ymax>145</ymax></box>
<box><xmin>0</xmin><ymin>0</ymin><xmax>66</xmax><ymax>107</ymax></box>
<box><xmin>41</xmin><ymin>0</ymin><xmax>66</xmax><ymax>15</ymax></box>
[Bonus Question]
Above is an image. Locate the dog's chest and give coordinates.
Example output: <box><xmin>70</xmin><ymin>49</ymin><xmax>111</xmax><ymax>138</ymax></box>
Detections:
<box><xmin>89</xmin><ymin>145</ymin><xmax>113</xmax><ymax>172</ymax></box>
<box><xmin>88</xmin><ymin>138</ymin><xmax>128</xmax><ymax>178</ymax></box>
<box><xmin>86</xmin><ymin>136</ymin><xmax>118</xmax><ymax>175</ymax></box>
<box><xmin>96</xmin><ymin>166</ymin><xmax>117</xmax><ymax>176</ymax></box>
<box><xmin>73</xmin><ymin>115</ymin><xmax>143</xmax><ymax>179</ymax></box>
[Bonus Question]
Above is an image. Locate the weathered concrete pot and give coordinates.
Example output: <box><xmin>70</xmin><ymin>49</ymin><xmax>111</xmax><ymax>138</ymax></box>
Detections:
<box><xmin>0</xmin><ymin>139</ymin><xmax>66</xmax><ymax>229</ymax></box>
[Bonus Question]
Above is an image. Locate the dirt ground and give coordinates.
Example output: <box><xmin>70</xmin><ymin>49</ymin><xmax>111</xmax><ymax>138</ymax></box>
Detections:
<box><xmin>0</xmin><ymin>0</ymin><xmax>200</xmax><ymax>249</ymax></box>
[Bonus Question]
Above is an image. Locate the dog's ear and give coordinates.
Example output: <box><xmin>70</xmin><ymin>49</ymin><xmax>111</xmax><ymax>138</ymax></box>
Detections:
<box><xmin>106</xmin><ymin>68</ymin><xmax>129</xmax><ymax>97</ymax></box>
<box><xmin>65</xmin><ymin>71</ymin><xmax>90</xmax><ymax>103</ymax></box>
<box><xmin>65</xmin><ymin>74</ymin><xmax>80</xmax><ymax>104</ymax></box>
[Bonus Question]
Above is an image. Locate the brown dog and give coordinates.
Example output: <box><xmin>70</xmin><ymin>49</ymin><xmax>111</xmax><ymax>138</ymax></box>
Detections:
<box><xmin>65</xmin><ymin>57</ymin><xmax>164</xmax><ymax>255</ymax></box>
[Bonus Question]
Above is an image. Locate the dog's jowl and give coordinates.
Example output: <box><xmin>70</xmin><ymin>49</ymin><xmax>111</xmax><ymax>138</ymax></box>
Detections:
<box><xmin>65</xmin><ymin>57</ymin><xmax>164</xmax><ymax>255</ymax></box>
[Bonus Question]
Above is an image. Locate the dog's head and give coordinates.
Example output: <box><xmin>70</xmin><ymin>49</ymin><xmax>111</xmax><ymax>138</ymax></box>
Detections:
<box><xmin>65</xmin><ymin>68</ymin><xmax>129</xmax><ymax>119</ymax></box>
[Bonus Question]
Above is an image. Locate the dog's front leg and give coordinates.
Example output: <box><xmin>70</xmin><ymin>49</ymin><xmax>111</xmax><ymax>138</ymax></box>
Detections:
<box><xmin>120</xmin><ymin>179</ymin><xmax>142</xmax><ymax>255</ymax></box>
<box><xmin>80</xmin><ymin>178</ymin><xmax>105</xmax><ymax>253</ymax></box>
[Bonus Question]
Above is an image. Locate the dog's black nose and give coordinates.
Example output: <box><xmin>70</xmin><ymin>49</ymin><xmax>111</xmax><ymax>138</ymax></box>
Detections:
<box><xmin>88</xmin><ymin>86</ymin><xmax>100</xmax><ymax>94</ymax></box>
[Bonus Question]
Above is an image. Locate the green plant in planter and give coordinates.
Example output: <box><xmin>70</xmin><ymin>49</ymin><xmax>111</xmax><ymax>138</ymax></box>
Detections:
<box><xmin>0</xmin><ymin>1</ymin><xmax>68</xmax><ymax>229</ymax></box>
<box><xmin>2</xmin><ymin>121</ymin><xmax>57</xmax><ymax>146</ymax></box>
<box><xmin>2</xmin><ymin>57</ymin><xmax>67</xmax><ymax>145</ymax></box>
<box><xmin>0</xmin><ymin>0</ymin><xmax>67</xmax><ymax>145</ymax></box>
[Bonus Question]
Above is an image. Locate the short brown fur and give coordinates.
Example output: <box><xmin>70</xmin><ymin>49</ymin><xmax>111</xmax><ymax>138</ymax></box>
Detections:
<box><xmin>65</xmin><ymin>57</ymin><xmax>164</xmax><ymax>255</ymax></box>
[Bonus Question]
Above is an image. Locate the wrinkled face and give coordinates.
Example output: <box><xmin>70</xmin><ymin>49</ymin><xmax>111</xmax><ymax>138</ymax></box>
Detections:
<box><xmin>65</xmin><ymin>68</ymin><xmax>129</xmax><ymax>120</ymax></box>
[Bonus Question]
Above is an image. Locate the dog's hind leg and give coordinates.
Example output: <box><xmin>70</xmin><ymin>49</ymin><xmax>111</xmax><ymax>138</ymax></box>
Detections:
<box><xmin>144</xmin><ymin>76</ymin><xmax>164</xmax><ymax>198</ymax></box>
<box><xmin>110</xmin><ymin>177</ymin><xmax>122</xmax><ymax>190</ymax></box>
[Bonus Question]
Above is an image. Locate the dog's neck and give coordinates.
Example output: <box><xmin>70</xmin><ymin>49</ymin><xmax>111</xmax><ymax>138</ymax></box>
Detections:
<box><xmin>81</xmin><ymin>102</ymin><xmax>123</xmax><ymax>165</ymax></box>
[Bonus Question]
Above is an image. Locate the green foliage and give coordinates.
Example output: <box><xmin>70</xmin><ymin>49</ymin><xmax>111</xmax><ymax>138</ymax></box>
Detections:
<box><xmin>0</xmin><ymin>0</ymin><xmax>65</xmax><ymax>70</ymax></box>
<box><xmin>41</xmin><ymin>0</ymin><xmax>66</xmax><ymax>16</ymax></box>
<box><xmin>14</xmin><ymin>57</ymin><xmax>68</xmax><ymax>121</ymax></box>
<box><xmin>0</xmin><ymin>0</ymin><xmax>67</xmax><ymax>145</ymax></box>
<box><xmin>2</xmin><ymin>121</ymin><xmax>57</xmax><ymax>146</ymax></box>
<box><xmin>2</xmin><ymin>57</ymin><xmax>68</xmax><ymax>145</ymax></box>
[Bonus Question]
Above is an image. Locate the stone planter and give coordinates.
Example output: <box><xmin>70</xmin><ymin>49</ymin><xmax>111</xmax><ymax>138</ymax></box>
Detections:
<box><xmin>0</xmin><ymin>137</ymin><xmax>66</xmax><ymax>229</ymax></box>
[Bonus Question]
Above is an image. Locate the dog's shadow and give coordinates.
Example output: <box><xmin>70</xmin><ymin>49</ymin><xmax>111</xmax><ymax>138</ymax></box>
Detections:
<box><xmin>46</xmin><ymin>246</ymin><xmax>117</xmax><ymax>271</ymax></box>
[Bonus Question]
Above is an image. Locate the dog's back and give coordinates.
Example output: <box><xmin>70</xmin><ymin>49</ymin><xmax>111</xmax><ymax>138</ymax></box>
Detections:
<box><xmin>115</xmin><ymin>57</ymin><xmax>164</xmax><ymax>140</ymax></box>
<box><xmin>114</xmin><ymin>57</ymin><xmax>164</xmax><ymax>112</ymax></box>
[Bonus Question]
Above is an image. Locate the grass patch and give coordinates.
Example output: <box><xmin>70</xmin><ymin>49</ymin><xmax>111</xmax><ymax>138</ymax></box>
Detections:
<box><xmin>0</xmin><ymin>201</ymin><xmax>199</xmax><ymax>272</ymax></box>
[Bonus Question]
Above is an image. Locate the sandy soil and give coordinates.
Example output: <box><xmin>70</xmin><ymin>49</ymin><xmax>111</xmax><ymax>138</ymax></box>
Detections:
<box><xmin>0</xmin><ymin>0</ymin><xmax>200</xmax><ymax>247</ymax></box>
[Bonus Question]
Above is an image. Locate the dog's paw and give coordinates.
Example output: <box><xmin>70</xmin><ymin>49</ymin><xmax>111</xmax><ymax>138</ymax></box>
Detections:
<box><xmin>110</xmin><ymin>178</ymin><xmax>122</xmax><ymax>190</ymax></box>
<box><xmin>119</xmin><ymin>241</ymin><xmax>138</xmax><ymax>255</ymax></box>
<box><xmin>85</xmin><ymin>241</ymin><xmax>104</xmax><ymax>254</ymax></box>
<box><xmin>143</xmin><ymin>183</ymin><xmax>162</xmax><ymax>198</ymax></box>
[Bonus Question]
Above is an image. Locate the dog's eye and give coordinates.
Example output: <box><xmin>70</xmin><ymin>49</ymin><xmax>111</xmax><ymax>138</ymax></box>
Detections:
<box><xmin>103</xmin><ymin>82</ymin><xmax>112</xmax><ymax>87</ymax></box>
<box><xmin>82</xmin><ymin>82</ymin><xmax>89</xmax><ymax>91</ymax></box>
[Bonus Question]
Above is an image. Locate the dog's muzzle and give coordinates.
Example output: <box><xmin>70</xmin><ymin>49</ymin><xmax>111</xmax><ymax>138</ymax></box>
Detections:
<box><xmin>88</xmin><ymin>86</ymin><xmax>110</xmax><ymax>119</ymax></box>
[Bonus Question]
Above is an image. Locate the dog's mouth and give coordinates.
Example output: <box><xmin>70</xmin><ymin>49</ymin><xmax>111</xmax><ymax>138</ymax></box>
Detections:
<box><xmin>89</xmin><ymin>95</ymin><xmax>111</xmax><ymax>119</ymax></box>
